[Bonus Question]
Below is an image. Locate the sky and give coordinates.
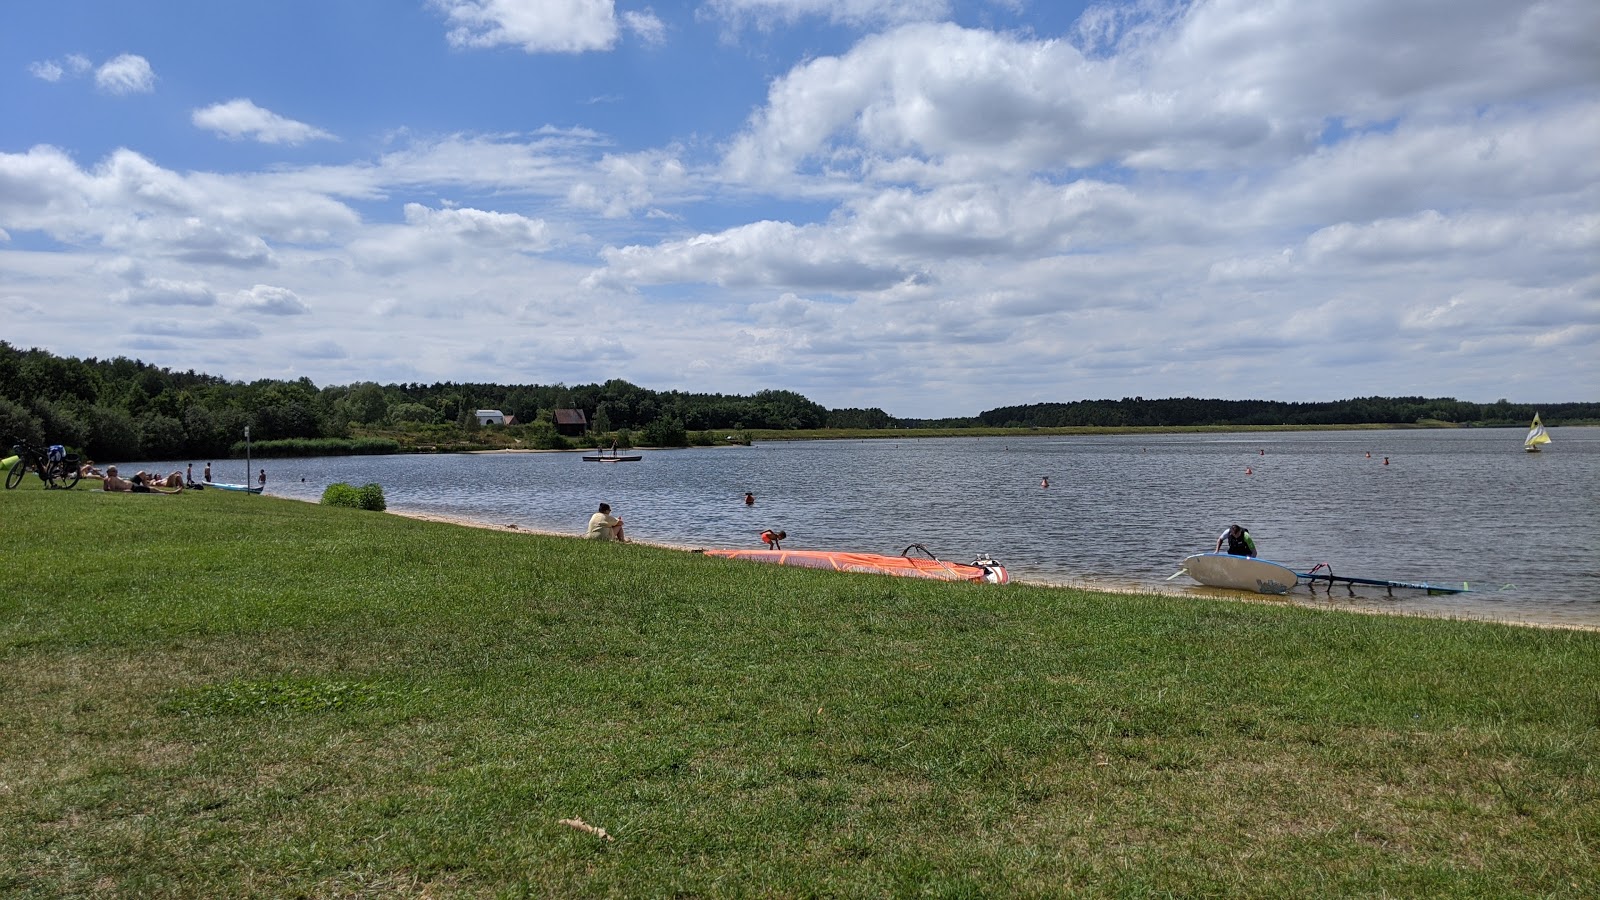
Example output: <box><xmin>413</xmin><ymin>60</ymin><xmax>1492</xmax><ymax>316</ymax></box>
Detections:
<box><xmin>2</xmin><ymin>0</ymin><xmax>1596</xmax><ymax>418</ymax></box>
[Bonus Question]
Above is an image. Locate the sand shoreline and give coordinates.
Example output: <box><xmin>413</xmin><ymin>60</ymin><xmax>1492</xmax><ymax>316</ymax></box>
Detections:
<box><xmin>380</xmin><ymin>507</ymin><xmax>1597</xmax><ymax>634</ymax></box>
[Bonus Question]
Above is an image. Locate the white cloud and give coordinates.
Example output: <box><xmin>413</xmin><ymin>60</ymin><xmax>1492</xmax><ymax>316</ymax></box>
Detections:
<box><xmin>234</xmin><ymin>284</ymin><xmax>311</xmax><ymax>315</ymax></box>
<box><xmin>193</xmin><ymin>99</ymin><xmax>337</xmax><ymax>145</ymax></box>
<box><xmin>591</xmin><ymin>219</ymin><xmax>912</xmax><ymax>291</ymax></box>
<box><xmin>431</xmin><ymin>0</ymin><xmax>620</xmax><ymax>53</ymax></box>
<box><xmin>95</xmin><ymin>54</ymin><xmax>155</xmax><ymax>95</ymax></box>
<box><xmin>622</xmin><ymin>9</ymin><xmax>667</xmax><ymax>44</ymax></box>
<box><xmin>28</xmin><ymin>55</ymin><xmax>91</xmax><ymax>82</ymax></box>
<box><xmin>3</xmin><ymin>2</ymin><xmax>1595</xmax><ymax>415</ymax></box>
<box><xmin>114</xmin><ymin>278</ymin><xmax>217</xmax><ymax>308</ymax></box>
<box><xmin>28</xmin><ymin>60</ymin><xmax>64</xmax><ymax>82</ymax></box>
<box><xmin>703</xmin><ymin>0</ymin><xmax>951</xmax><ymax>30</ymax></box>
<box><xmin>0</xmin><ymin>145</ymin><xmax>361</xmax><ymax>251</ymax></box>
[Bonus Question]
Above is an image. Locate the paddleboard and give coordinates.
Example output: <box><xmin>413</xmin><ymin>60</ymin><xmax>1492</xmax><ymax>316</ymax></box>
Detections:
<box><xmin>206</xmin><ymin>482</ymin><xmax>263</xmax><ymax>493</ymax></box>
<box><xmin>1181</xmin><ymin>552</ymin><xmax>1299</xmax><ymax>595</ymax></box>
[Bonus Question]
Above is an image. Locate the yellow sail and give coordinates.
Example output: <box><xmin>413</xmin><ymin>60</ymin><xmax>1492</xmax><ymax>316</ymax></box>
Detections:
<box><xmin>1524</xmin><ymin>413</ymin><xmax>1551</xmax><ymax>451</ymax></box>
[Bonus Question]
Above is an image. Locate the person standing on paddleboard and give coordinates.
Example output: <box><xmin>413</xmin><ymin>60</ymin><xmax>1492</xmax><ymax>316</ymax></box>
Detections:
<box><xmin>1216</xmin><ymin>524</ymin><xmax>1257</xmax><ymax>557</ymax></box>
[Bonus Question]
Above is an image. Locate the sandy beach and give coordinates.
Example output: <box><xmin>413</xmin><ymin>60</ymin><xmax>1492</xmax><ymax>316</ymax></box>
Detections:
<box><xmin>383</xmin><ymin>507</ymin><xmax>1597</xmax><ymax>634</ymax></box>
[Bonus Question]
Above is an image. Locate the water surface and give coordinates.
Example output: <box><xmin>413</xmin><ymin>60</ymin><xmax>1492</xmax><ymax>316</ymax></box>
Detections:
<box><xmin>165</xmin><ymin>428</ymin><xmax>1600</xmax><ymax>629</ymax></box>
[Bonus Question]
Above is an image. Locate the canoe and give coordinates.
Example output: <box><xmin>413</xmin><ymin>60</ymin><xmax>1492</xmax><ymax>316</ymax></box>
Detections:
<box><xmin>1180</xmin><ymin>552</ymin><xmax>1299</xmax><ymax>595</ymax></box>
<box><xmin>702</xmin><ymin>546</ymin><xmax>1008</xmax><ymax>584</ymax></box>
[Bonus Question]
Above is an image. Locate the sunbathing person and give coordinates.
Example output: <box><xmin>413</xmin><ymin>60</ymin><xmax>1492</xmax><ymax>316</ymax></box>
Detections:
<box><xmin>78</xmin><ymin>461</ymin><xmax>106</xmax><ymax>480</ymax></box>
<box><xmin>102</xmin><ymin>466</ymin><xmax>183</xmax><ymax>494</ymax></box>
<box><xmin>147</xmin><ymin>470</ymin><xmax>186</xmax><ymax>488</ymax></box>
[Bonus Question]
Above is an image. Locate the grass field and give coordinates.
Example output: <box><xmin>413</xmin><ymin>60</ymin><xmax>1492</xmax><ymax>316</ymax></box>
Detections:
<box><xmin>2</xmin><ymin>478</ymin><xmax>1596</xmax><ymax>897</ymax></box>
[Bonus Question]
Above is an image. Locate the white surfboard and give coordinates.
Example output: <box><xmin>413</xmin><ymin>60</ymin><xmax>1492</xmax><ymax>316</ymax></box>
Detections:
<box><xmin>1181</xmin><ymin>552</ymin><xmax>1299</xmax><ymax>595</ymax></box>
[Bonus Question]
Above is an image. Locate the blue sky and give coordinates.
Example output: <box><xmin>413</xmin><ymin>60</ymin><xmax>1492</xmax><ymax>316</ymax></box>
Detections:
<box><xmin>2</xmin><ymin>0</ymin><xmax>1595</xmax><ymax>417</ymax></box>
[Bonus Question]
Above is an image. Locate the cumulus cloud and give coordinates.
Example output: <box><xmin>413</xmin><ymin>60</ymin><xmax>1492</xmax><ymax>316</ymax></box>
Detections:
<box><xmin>113</xmin><ymin>278</ymin><xmax>217</xmax><ymax>308</ymax></box>
<box><xmin>725</xmin><ymin>3</ymin><xmax>1600</xmax><ymax>186</ymax></box>
<box><xmin>193</xmin><ymin>99</ymin><xmax>337</xmax><ymax>145</ymax></box>
<box><xmin>0</xmin><ymin>145</ymin><xmax>360</xmax><ymax>251</ymax></box>
<box><xmin>431</xmin><ymin>0</ymin><xmax>620</xmax><ymax>53</ymax></box>
<box><xmin>95</xmin><ymin>54</ymin><xmax>155</xmax><ymax>95</ymax></box>
<box><xmin>3</xmin><ymin>1</ymin><xmax>1595</xmax><ymax>415</ymax></box>
<box><xmin>591</xmin><ymin>219</ymin><xmax>913</xmax><ymax>292</ymax></box>
<box><xmin>234</xmin><ymin>284</ymin><xmax>311</xmax><ymax>315</ymax></box>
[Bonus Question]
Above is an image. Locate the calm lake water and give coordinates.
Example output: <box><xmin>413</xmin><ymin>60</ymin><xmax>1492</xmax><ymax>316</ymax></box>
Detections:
<box><xmin>157</xmin><ymin>428</ymin><xmax>1599</xmax><ymax>629</ymax></box>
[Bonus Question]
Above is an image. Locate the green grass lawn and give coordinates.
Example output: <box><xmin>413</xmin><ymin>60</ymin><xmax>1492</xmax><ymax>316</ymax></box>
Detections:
<box><xmin>2</xmin><ymin>479</ymin><xmax>1596</xmax><ymax>897</ymax></box>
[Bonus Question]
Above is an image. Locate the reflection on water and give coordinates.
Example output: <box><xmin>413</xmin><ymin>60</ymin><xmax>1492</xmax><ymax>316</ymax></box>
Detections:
<box><xmin>160</xmin><ymin>428</ymin><xmax>1600</xmax><ymax>629</ymax></box>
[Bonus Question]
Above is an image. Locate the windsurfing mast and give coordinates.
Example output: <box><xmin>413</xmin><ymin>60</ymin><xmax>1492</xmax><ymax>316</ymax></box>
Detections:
<box><xmin>1300</xmin><ymin>563</ymin><xmax>1468</xmax><ymax>596</ymax></box>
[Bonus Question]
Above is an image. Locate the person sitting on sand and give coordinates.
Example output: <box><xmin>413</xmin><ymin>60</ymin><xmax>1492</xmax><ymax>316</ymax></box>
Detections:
<box><xmin>586</xmin><ymin>503</ymin><xmax>625</xmax><ymax>541</ymax></box>
<box><xmin>102</xmin><ymin>466</ymin><xmax>183</xmax><ymax>494</ymax></box>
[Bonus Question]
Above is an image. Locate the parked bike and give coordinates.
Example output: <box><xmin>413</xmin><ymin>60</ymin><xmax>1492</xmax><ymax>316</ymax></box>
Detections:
<box><xmin>4</xmin><ymin>440</ymin><xmax>82</xmax><ymax>490</ymax></box>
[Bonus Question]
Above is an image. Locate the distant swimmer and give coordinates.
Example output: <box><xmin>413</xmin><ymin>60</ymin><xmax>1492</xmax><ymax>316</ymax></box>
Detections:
<box><xmin>744</xmin><ymin>492</ymin><xmax>755</xmax><ymax>506</ymax></box>
<box><xmin>1040</xmin><ymin>476</ymin><xmax>1049</xmax><ymax>489</ymax></box>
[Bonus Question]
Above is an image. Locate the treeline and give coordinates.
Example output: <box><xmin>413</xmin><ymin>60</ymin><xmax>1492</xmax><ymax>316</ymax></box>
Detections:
<box><xmin>0</xmin><ymin>342</ymin><xmax>828</xmax><ymax>461</ymax></box>
<box><xmin>971</xmin><ymin>397</ymin><xmax>1599</xmax><ymax>428</ymax></box>
<box><xmin>1</xmin><ymin>342</ymin><xmax>1588</xmax><ymax>463</ymax></box>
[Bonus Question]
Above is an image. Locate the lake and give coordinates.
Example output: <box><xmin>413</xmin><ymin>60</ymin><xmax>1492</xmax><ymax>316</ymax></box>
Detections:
<box><xmin>160</xmin><ymin>428</ymin><xmax>1599</xmax><ymax>629</ymax></box>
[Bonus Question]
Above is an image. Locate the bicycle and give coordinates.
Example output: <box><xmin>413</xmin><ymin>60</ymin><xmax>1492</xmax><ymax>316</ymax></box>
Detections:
<box><xmin>4</xmin><ymin>440</ymin><xmax>82</xmax><ymax>490</ymax></box>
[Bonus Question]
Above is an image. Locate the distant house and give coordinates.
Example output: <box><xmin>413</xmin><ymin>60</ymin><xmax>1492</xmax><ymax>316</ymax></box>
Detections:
<box><xmin>476</xmin><ymin>409</ymin><xmax>516</xmax><ymax>427</ymax></box>
<box><xmin>553</xmin><ymin>408</ymin><xmax>588</xmax><ymax>437</ymax></box>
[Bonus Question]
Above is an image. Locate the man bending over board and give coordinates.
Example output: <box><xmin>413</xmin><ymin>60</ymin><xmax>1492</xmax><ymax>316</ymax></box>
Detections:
<box><xmin>1216</xmin><ymin>524</ymin><xmax>1257</xmax><ymax>557</ymax></box>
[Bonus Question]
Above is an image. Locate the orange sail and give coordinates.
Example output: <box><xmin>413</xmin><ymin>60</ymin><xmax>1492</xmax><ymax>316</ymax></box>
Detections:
<box><xmin>702</xmin><ymin>548</ymin><xmax>1008</xmax><ymax>584</ymax></box>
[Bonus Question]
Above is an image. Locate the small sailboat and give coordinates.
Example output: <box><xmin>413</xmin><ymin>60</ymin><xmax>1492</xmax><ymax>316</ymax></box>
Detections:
<box><xmin>1524</xmin><ymin>413</ymin><xmax>1551</xmax><ymax>453</ymax></box>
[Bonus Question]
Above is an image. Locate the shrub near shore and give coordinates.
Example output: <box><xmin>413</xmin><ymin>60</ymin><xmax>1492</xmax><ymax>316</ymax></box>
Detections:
<box><xmin>2</xmin><ymin>483</ymin><xmax>1597</xmax><ymax>896</ymax></box>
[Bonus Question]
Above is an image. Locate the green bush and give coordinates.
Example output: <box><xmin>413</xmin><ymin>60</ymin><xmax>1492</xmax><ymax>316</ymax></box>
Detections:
<box><xmin>320</xmin><ymin>483</ymin><xmax>362</xmax><ymax>508</ymax></box>
<box><xmin>321</xmin><ymin>482</ymin><xmax>387</xmax><ymax>511</ymax></box>
<box><xmin>357</xmin><ymin>482</ymin><xmax>386</xmax><ymax>511</ymax></box>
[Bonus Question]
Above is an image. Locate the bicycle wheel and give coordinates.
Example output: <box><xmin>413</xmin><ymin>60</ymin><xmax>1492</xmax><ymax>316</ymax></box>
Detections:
<box><xmin>5</xmin><ymin>458</ymin><xmax>27</xmax><ymax>489</ymax></box>
<box><xmin>51</xmin><ymin>460</ymin><xmax>82</xmax><ymax>490</ymax></box>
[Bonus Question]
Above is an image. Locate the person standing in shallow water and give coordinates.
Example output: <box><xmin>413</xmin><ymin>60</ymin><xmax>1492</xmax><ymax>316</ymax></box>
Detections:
<box><xmin>203</xmin><ymin>462</ymin><xmax>212</xmax><ymax>482</ymax></box>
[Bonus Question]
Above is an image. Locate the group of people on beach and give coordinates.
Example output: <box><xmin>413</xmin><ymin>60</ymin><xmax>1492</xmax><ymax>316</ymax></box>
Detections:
<box><xmin>77</xmin><ymin>459</ymin><xmax>267</xmax><ymax>494</ymax></box>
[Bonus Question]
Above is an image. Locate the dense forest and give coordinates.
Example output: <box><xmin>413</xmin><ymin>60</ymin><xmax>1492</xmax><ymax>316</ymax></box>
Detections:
<box><xmin>1</xmin><ymin>342</ymin><xmax>1591</xmax><ymax>462</ymax></box>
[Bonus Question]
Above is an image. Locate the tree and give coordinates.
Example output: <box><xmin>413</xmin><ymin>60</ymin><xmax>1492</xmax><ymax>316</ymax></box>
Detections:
<box><xmin>138</xmin><ymin>413</ymin><xmax>186</xmax><ymax>460</ymax></box>
<box><xmin>0</xmin><ymin>396</ymin><xmax>44</xmax><ymax>448</ymax></box>
<box><xmin>84</xmin><ymin>404</ymin><xmax>141</xmax><ymax>460</ymax></box>
<box><xmin>641</xmin><ymin>416</ymin><xmax>688</xmax><ymax>447</ymax></box>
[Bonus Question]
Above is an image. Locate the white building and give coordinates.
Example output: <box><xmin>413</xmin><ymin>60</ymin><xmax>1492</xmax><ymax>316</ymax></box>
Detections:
<box><xmin>475</xmin><ymin>409</ymin><xmax>515</xmax><ymax>426</ymax></box>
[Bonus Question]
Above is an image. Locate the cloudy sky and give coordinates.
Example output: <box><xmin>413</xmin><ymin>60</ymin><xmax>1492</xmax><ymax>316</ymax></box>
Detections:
<box><xmin>2</xmin><ymin>0</ymin><xmax>1595</xmax><ymax>417</ymax></box>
